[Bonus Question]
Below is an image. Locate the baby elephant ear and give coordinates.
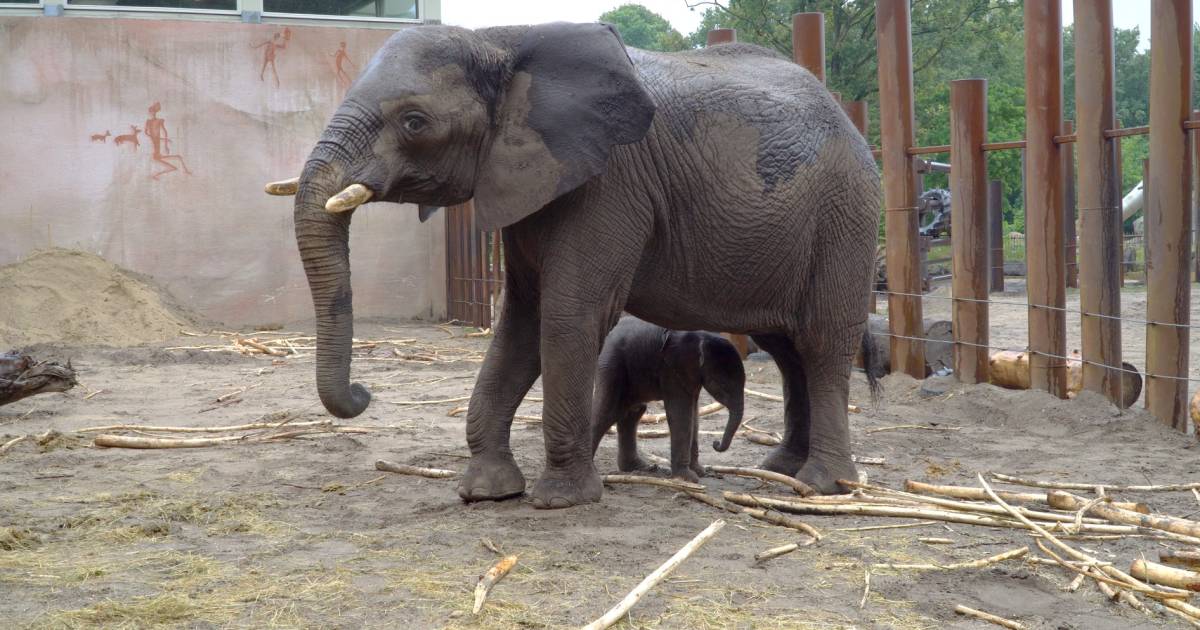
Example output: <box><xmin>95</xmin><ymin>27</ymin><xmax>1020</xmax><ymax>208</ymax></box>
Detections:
<box><xmin>473</xmin><ymin>22</ymin><xmax>655</xmax><ymax>231</ymax></box>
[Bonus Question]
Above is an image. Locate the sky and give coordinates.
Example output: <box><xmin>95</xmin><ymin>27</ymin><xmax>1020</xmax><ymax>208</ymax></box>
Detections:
<box><xmin>440</xmin><ymin>1</ymin><xmax>1194</xmax><ymax>51</ymax></box>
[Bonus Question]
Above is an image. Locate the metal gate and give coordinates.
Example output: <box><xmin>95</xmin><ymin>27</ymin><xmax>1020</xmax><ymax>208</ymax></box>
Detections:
<box><xmin>445</xmin><ymin>200</ymin><xmax>503</xmax><ymax>329</ymax></box>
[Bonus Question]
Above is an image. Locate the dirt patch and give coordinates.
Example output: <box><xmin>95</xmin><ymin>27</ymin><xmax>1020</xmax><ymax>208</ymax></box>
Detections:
<box><xmin>1</xmin><ymin>321</ymin><xmax>1198</xmax><ymax>628</ymax></box>
<box><xmin>0</xmin><ymin>249</ymin><xmax>200</xmax><ymax>348</ymax></box>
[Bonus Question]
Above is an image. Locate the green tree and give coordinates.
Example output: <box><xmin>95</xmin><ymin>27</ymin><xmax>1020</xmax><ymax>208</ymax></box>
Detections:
<box><xmin>600</xmin><ymin>4</ymin><xmax>692</xmax><ymax>52</ymax></box>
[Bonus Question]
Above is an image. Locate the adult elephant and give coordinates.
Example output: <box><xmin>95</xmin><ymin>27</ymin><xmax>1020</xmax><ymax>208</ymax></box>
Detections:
<box><xmin>274</xmin><ymin>23</ymin><xmax>880</xmax><ymax>508</ymax></box>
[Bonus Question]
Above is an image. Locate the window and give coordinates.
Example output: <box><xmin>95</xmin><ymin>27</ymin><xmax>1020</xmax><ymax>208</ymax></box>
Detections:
<box><xmin>264</xmin><ymin>0</ymin><xmax>417</xmax><ymax>19</ymax></box>
<box><xmin>67</xmin><ymin>0</ymin><xmax>237</xmax><ymax>9</ymax></box>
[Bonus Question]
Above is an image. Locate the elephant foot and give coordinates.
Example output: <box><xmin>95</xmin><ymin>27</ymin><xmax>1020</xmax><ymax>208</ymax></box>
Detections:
<box><xmin>529</xmin><ymin>463</ymin><xmax>602</xmax><ymax>509</ymax></box>
<box><xmin>758</xmin><ymin>445</ymin><xmax>805</xmax><ymax>478</ymax></box>
<box><xmin>689</xmin><ymin>460</ymin><xmax>707</xmax><ymax>479</ymax></box>
<box><xmin>617</xmin><ymin>452</ymin><xmax>659</xmax><ymax>474</ymax></box>
<box><xmin>794</xmin><ymin>455</ymin><xmax>857</xmax><ymax>496</ymax></box>
<box><xmin>457</xmin><ymin>452</ymin><xmax>526</xmax><ymax>502</ymax></box>
<box><xmin>671</xmin><ymin>467</ymin><xmax>701</xmax><ymax>484</ymax></box>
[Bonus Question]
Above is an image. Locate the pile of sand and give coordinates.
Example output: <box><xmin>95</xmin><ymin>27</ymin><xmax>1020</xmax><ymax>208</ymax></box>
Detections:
<box><xmin>0</xmin><ymin>249</ymin><xmax>198</xmax><ymax>347</ymax></box>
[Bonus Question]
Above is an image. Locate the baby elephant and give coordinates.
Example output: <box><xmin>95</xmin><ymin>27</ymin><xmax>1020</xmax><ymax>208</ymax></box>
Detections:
<box><xmin>590</xmin><ymin>316</ymin><xmax>745</xmax><ymax>483</ymax></box>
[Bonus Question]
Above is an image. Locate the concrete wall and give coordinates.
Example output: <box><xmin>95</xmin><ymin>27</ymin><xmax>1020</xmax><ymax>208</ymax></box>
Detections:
<box><xmin>0</xmin><ymin>15</ymin><xmax>447</xmax><ymax>327</ymax></box>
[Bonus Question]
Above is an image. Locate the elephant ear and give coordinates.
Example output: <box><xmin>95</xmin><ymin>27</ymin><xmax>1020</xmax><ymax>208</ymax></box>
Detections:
<box><xmin>473</xmin><ymin>22</ymin><xmax>656</xmax><ymax>231</ymax></box>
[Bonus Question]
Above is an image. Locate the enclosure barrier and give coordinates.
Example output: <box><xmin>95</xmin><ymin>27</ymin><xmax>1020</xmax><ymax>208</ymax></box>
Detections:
<box><xmin>867</xmin><ymin>0</ymin><xmax>1195</xmax><ymax>430</ymax></box>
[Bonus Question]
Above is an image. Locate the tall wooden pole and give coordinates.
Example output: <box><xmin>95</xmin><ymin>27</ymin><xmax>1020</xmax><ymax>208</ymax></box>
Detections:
<box><xmin>950</xmin><ymin>79</ymin><xmax>989</xmax><ymax>383</ymax></box>
<box><xmin>1024</xmin><ymin>1</ymin><xmax>1069</xmax><ymax>398</ymax></box>
<box><xmin>1064</xmin><ymin>119</ymin><xmax>1079</xmax><ymax>289</ymax></box>
<box><xmin>1073</xmin><ymin>0</ymin><xmax>1123</xmax><ymax>406</ymax></box>
<box><xmin>1145</xmin><ymin>0</ymin><xmax>1192</xmax><ymax>430</ymax></box>
<box><xmin>876</xmin><ymin>0</ymin><xmax>925</xmax><ymax>378</ymax></box>
<box><xmin>844</xmin><ymin>99</ymin><xmax>875</xmax><ymax>313</ymax></box>
<box><xmin>792</xmin><ymin>13</ymin><xmax>825</xmax><ymax>84</ymax></box>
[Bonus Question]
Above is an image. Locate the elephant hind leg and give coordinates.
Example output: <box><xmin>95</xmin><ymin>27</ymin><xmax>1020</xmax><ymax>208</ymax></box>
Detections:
<box><xmin>751</xmin><ymin>333</ymin><xmax>811</xmax><ymax>478</ymax></box>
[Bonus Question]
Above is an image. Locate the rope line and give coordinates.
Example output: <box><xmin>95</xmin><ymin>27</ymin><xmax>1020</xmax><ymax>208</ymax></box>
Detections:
<box><xmin>874</xmin><ymin>290</ymin><xmax>1199</xmax><ymax>330</ymax></box>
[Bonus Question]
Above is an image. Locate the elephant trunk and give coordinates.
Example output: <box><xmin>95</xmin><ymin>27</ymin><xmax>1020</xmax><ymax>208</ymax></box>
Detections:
<box><xmin>294</xmin><ymin>157</ymin><xmax>371</xmax><ymax>418</ymax></box>
<box><xmin>711</xmin><ymin>394</ymin><xmax>744</xmax><ymax>452</ymax></box>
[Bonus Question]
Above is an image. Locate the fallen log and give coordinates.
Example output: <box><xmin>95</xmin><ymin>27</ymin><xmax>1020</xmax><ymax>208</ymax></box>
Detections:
<box><xmin>991</xmin><ymin>472</ymin><xmax>1200</xmax><ymax>493</ymax></box>
<box><xmin>862</xmin><ymin>314</ymin><xmax>953</xmax><ymax>376</ymax></box>
<box><xmin>1130</xmin><ymin>559</ymin><xmax>1200</xmax><ymax>592</ymax></box>
<box><xmin>708</xmin><ymin>465</ymin><xmax>812</xmax><ymax>496</ymax></box>
<box><xmin>989</xmin><ymin>350</ymin><xmax>1142</xmax><ymax>408</ymax></box>
<box><xmin>0</xmin><ymin>352</ymin><xmax>77</xmax><ymax>407</ymax></box>
<box><xmin>375</xmin><ymin>460</ymin><xmax>460</xmax><ymax>479</ymax></box>
<box><xmin>1161</xmin><ymin>550</ymin><xmax>1200</xmax><ymax>570</ymax></box>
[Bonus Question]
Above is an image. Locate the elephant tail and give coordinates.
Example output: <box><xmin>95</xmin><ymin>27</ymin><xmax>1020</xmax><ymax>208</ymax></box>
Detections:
<box><xmin>861</xmin><ymin>329</ymin><xmax>884</xmax><ymax>404</ymax></box>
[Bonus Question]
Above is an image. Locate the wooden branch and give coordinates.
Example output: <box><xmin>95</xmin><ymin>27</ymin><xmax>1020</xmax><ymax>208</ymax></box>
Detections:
<box><xmin>375</xmin><ymin>460</ymin><xmax>460</xmax><ymax>479</ymax></box>
<box><xmin>94</xmin><ymin>434</ymin><xmax>246</xmax><ymax>448</ymax></box>
<box><xmin>1161</xmin><ymin>550</ymin><xmax>1200</xmax><ymax>570</ymax></box>
<box><xmin>843</xmin><ymin>480</ymin><xmax>1108</xmax><ymax>525</ymax></box>
<box><xmin>1131</xmin><ymin>559</ymin><xmax>1200</xmax><ymax>592</ymax></box>
<box><xmin>0</xmin><ymin>435</ymin><xmax>28</xmax><ymax>455</ymax></box>
<box><xmin>721</xmin><ymin>492</ymin><xmax>1026</xmax><ymax>530</ymax></box>
<box><xmin>754</xmin><ymin>541</ymin><xmax>811</xmax><ymax>563</ymax></box>
<box><xmin>864</xmin><ymin>424</ymin><xmax>960</xmax><ymax>434</ymax></box>
<box><xmin>744</xmin><ymin>388</ymin><xmax>783</xmax><ymax>402</ymax></box>
<box><xmin>872</xmin><ymin>547</ymin><xmax>1027</xmax><ymax>571</ymax></box>
<box><xmin>1046</xmin><ymin>490</ymin><xmax>1200</xmax><ymax>539</ymax></box>
<box><xmin>641</xmin><ymin>402</ymin><xmax>724</xmax><ymax>424</ymax></box>
<box><xmin>580</xmin><ymin>520</ymin><xmax>725</xmax><ymax>630</ymax></box>
<box><xmin>708</xmin><ymin>465</ymin><xmax>813</xmax><ymax>495</ymax></box>
<box><xmin>601</xmin><ymin>475</ymin><xmax>704</xmax><ymax>493</ymax></box>
<box><xmin>385</xmin><ymin>395</ymin><xmax>472</xmax><ymax>405</ymax></box>
<box><xmin>953</xmin><ymin>605</ymin><xmax>1026</xmax><ymax>630</ymax></box>
<box><xmin>740</xmin><ymin>507</ymin><xmax>821</xmax><ymax>540</ymax></box>
<box><xmin>859</xmin><ymin>569</ymin><xmax>871</xmax><ymax>608</ymax></box>
<box><xmin>473</xmin><ymin>554</ymin><xmax>518</xmax><ymax>614</ymax></box>
<box><xmin>78</xmin><ymin>419</ymin><xmax>330</xmax><ymax>433</ymax></box>
<box><xmin>743</xmin><ymin>432</ymin><xmax>781</xmax><ymax>446</ymax></box>
<box><xmin>904</xmin><ymin>479</ymin><xmax>1149</xmax><ymax>513</ymax></box>
<box><xmin>682</xmin><ymin>491</ymin><xmax>741</xmax><ymax>514</ymax></box>
<box><xmin>991</xmin><ymin>472</ymin><xmax>1200</xmax><ymax>493</ymax></box>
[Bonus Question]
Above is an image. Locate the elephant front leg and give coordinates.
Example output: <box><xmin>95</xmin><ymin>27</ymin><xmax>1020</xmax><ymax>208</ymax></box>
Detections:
<box><xmin>751</xmin><ymin>334</ymin><xmax>811</xmax><ymax>478</ymax></box>
<box><xmin>663</xmin><ymin>394</ymin><xmax>701</xmax><ymax>483</ymax></box>
<box><xmin>529</xmin><ymin>316</ymin><xmax>608</xmax><ymax>509</ymax></box>
<box><xmin>458</xmin><ymin>292</ymin><xmax>541</xmax><ymax>502</ymax></box>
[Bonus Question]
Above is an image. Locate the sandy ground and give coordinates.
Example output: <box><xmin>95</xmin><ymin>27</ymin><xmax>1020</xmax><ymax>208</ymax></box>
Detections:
<box><xmin>3</xmin><ymin>318</ymin><xmax>1200</xmax><ymax>629</ymax></box>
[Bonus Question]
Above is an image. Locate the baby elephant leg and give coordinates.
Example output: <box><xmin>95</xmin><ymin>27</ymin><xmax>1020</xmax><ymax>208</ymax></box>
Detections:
<box><xmin>614</xmin><ymin>404</ymin><xmax>655</xmax><ymax>473</ymax></box>
<box><xmin>663</xmin><ymin>394</ymin><xmax>700</xmax><ymax>483</ymax></box>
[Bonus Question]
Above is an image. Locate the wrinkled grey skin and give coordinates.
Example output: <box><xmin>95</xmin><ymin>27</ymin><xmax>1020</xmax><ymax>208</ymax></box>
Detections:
<box><xmin>589</xmin><ymin>316</ymin><xmax>746</xmax><ymax>483</ymax></box>
<box><xmin>292</xmin><ymin>22</ymin><xmax>880</xmax><ymax>508</ymax></box>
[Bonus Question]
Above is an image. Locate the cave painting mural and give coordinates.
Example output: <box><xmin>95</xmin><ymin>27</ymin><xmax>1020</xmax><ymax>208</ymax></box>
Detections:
<box><xmin>90</xmin><ymin>130</ymin><xmax>111</xmax><ymax>143</ymax></box>
<box><xmin>253</xmin><ymin>27</ymin><xmax>292</xmax><ymax>88</ymax></box>
<box><xmin>333</xmin><ymin>41</ymin><xmax>358</xmax><ymax>93</ymax></box>
<box><xmin>113</xmin><ymin>125</ymin><xmax>141</xmax><ymax>151</ymax></box>
<box><xmin>145</xmin><ymin>101</ymin><xmax>191</xmax><ymax>179</ymax></box>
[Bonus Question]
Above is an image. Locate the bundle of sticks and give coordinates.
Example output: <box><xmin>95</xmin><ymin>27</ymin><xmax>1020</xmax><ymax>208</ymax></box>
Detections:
<box><xmin>166</xmin><ymin>330</ymin><xmax>485</xmax><ymax>363</ymax></box>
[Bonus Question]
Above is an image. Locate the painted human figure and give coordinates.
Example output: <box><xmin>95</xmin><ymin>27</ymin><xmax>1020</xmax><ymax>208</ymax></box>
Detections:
<box><xmin>144</xmin><ymin>102</ymin><xmax>191</xmax><ymax>179</ymax></box>
<box><xmin>333</xmin><ymin>41</ymin><xmax>357</xmax><ymax>91</ymax></box>
<box><xmin>253</xmin><ymin>28</ymin><xmax>291</xmax><ymax>88</ymax></box>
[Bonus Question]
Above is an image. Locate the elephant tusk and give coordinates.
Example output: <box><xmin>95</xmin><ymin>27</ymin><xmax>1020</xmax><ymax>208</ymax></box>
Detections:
<box><xmin>264</xmin><ymin>177</ymin><xmax>299</xmax><ymax>196</ymax></box>
<box><xmin>325</xmin><ymin>184</ymin><xmax>373</xmax><ymax>213</ymax></box>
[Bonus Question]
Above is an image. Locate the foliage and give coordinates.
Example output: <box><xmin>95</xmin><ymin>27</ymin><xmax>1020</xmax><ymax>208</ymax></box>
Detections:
<box><xmin>599</xmin><ymin>4</ymin><xmax>691</xmax><ymax>52</ymax></box>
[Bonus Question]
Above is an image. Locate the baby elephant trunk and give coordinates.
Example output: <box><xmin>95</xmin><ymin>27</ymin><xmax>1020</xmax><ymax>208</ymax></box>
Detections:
<box><xmin>700</xmin><ymin>336</ymin><xmax>747</xmax><ymax>452</ymax></box>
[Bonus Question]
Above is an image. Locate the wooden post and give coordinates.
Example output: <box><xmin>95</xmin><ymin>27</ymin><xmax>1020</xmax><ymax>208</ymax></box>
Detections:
<box><xmin>706</xmin><ymin>28</ymin><xmax>736</xmax><ymax>46</ymax></box>
<box><xmin>1194</xmin><ymin>110</ymin><xmax>1200</xmax><ymax>283</ymax></box>
<box><xmin>1024</xmin><ymin>1</ymin><xmax>1069</xmax><ymax>398</ymax></box>
<box><xmin>1146</xmin><ymin>0</ymin><xmax>1191</xmax><ymax>430</ymax></box>
<box><xmin>1115</xmin><ymin>120</ymin><xmax>1125</xmax><ymax>286</ymax></box>
<box><xmin>1073</xmin><ymin>0</ymin><xmax>1124</xmax><ymax>406</ymax></box>
<box><xmin>844</xmin><ymin>99</ymin><xmax>876</xmax><ymax>313</ymax></box>
<box><xmin>1064</xmin><ymin>120</ymin><xmax>1079</xmax><ymax>289</ymax></box>
<box><xmin>950</xmin><ymin>79</ymin><xmax>989</xmax><ymax>383</ymax></box>
<box><xmin>988</xmin><ymin>180</ymin><xmax>1004</xmax><ymax>293</ymax></box>
<box><xmin>875</xmin><ymin>0</ymin><xmax>925</xmax><ymax>378</ymax></box>
<box><xmin>791</xmin><ymin>13</ymin><xmax>825</xmax><ymax>83</ymax></box>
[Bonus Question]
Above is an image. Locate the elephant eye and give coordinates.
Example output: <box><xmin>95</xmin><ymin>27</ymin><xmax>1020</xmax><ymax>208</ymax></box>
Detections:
<box><xmin>403</xmin><ymin>114</ymin><xmax>427</xmax><ymax>133</ymax></box>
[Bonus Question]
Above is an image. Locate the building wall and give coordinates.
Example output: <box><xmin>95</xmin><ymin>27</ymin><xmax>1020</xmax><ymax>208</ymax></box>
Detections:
<box><xmin>0</xmin><ymin>15</ymin><xmax>447</xmax><ymax>327</ymax></box>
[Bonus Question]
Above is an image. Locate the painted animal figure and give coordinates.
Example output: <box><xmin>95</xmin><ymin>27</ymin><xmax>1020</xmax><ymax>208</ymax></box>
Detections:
<box><xmin>114</xmin><ymin>126</ymin><xmax>141</xmax><ymax>150</ymax></box>
<box><xmin>590</xmin><ymin>316</ymin><xmax>746</xmax><ymax>483</ymax></box>
<box><xmin>90</xmin><ymin>130</ymin><xmax>111</xmax><ymax>143</ymax></box>
<box><xmin>282</xmin><ymin>23</ymin><xmax>881</xmax><ymax>508</ymax></box>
